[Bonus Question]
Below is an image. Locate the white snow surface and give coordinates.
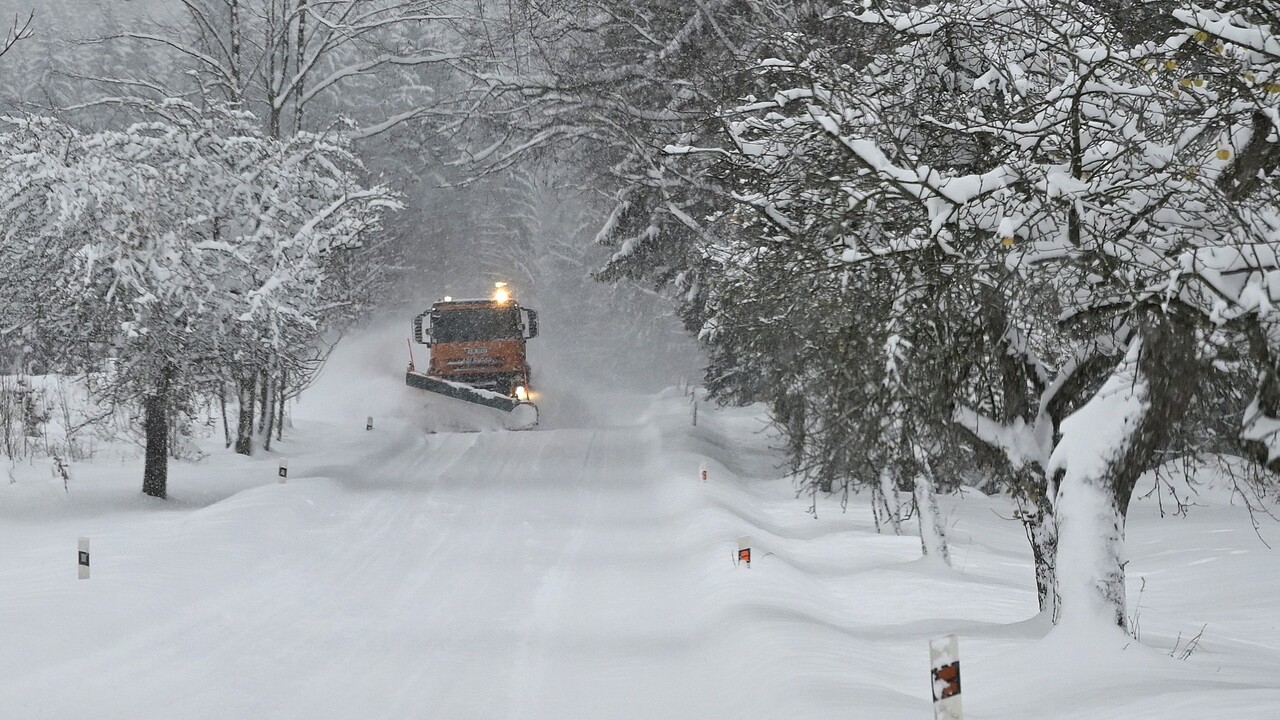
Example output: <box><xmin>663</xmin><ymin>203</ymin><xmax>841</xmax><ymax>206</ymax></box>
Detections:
<box><xmin>2</xmin><ymin>325</ymin><xmax>1280</xmax><ymax>718</ymax></box>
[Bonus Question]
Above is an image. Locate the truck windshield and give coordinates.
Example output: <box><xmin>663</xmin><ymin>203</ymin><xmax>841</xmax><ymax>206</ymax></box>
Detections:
<box><xmin>432</xmin><ymin>307</ymin><xmax>521</xmax><ymax>342</ymax></box>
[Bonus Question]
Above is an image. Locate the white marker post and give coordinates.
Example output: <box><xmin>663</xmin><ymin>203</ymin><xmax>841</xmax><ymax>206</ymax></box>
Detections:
<box><xmin>930</xmin><ymin>635</ymin><xmax>963</xmax><ymax>720</ymax></box>
<box><xmin>366</xmin><ymin>416</ymin><xmax>373</xmax><ymax>431</ymax></box>
<box><xmin>737</xmin><ymin>536</ymin><xmax>752</xmax><ymax>568</ymax></box>
<box><xmin>278</xmin><ymin>459</ymin><xmax>289</xmax><ymax>483</ymax></box>
<box><xmin>699</xmin><ymin>461</ymin><xmax>708</xmax><ymax>483</ymax></box>
<box><xmin>78</xmin><ymin>537</ymin><xmax>90</xmax><ymax>579</ymax></box>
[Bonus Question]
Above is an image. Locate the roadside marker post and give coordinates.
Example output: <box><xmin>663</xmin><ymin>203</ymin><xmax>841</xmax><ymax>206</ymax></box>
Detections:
<box><xmin>278</xmin><ymin>459</ymin><xmax>289</xmax><ymax>483</ymax></box>
<box><xmin>78</xmin><ymin>537</ymin><xmax>89</xmax><ymax>579</ymax></box>
<box><xmin>738</xmin><ymin>536</ymin><xmax>752</xmax><ymax>568</ymax></box>
<box><xmin>930</xmin><ymin>634</ymin><xmax>963</xmax><ymax>720</ymax></box>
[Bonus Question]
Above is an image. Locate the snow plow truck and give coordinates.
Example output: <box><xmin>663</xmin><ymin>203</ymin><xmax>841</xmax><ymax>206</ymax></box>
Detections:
<box><xmin>406</xmin><ymin>283</ymin><xmax>540</xmax><ymax>430</ymax></box>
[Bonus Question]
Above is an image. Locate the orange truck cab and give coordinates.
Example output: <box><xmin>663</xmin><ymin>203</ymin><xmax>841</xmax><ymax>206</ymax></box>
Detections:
<box><xmin>412</xmin><ymin>297</ymin><xmax>539</xmax><ymax>399</ymax></box>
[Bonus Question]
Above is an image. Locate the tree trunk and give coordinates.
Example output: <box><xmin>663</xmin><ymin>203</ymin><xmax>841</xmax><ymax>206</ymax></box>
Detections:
<box><xmin>294</xmin><ymin>0</ymin><xmax>307</xmax><ymax>135</ymax></box>
<box><xmin>229</xmin><ymin>0</ymin><xmax>242</xmax><ymax>103</ymax></box>
<box><xmin>979</xmin><ymin>283</ymin><xmax>1062</xmax><ymax>615</ymax></box>
<box><xmin>914</xmin><ymin>457</ymin><xmax>950</xmax><ymax>566</ymax></box>
<box><xmin>877</xmin><ymin>465</ymin><xmax>903</xmax><ymax>534</ymax></box>
<box><xmin>1241</xmin><ymin>324</ymin><xmax>1280</xmax><ymax>472</ymax></box>
<box><xmin>1024</xmin><ymin>500</ymin><xmax>1058</xmax><ymax>616</ymax></box>
<box><xmin>265</xmin><ymin>0</ymin><xmax>282</xmax><ymax>138</ymax></box>
<box><xmin>142</xmin><ymin>368</ymin><xmax>173</xmax><ymax>499</ymax></box>
<box><xmin>168</xmin><ymin>400</ymin><xmax>181</xmax><ymax>459</ymax></box>
<box><xmin>258</xmin><ymin>369</ymin><xmax>270</xmax><ymax>434</ymax></box>
<box><xmin>276</xmin><ymin>370</ymin><xmax>286</xmax><ymax>441</ymax></box>
<box><xmin>1049</xmin><ymin>315</ymin><xmax>1196</xmax><ymax>631</ymax></box>
<box><xmin>262</xmin><ymin>373</ymin><xmax>276</xmax><ymax>452</ymax></box>
<box><xmin>235</xmin><ymin>375</ymin><xmax>256</xmax><ymax>456</ymax></box>
<box><xmin>870</xmin><ymin>484</ymin><xmax>884</xmax><ymax>533</ymax></box>
<box><xmin>1006</xmin><ymin>462</ymin><xmax>1059</xmax><ymax>615</ymax></box>
<box><xmin>220</xmin><ymin>385</ymin><xmax>231</xmax><ymax>449</ymax></box>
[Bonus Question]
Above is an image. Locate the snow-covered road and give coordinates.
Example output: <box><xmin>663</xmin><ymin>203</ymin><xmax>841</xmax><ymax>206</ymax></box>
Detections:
<box><xmin>0</xmin><ymin>391</ymin><xmax>737</xmax><ymax>719</ymax></box>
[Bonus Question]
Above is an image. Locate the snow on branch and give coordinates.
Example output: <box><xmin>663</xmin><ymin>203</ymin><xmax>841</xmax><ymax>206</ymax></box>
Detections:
<box><xmin>1173</xmin><ymin>7</ymin><xmax>1280</xmax><ymax>60</ymax></box>
<box><xmin>952</xmin><ymin>405</ymin><xmax>1049</xmax><ymax>471</ymax></box>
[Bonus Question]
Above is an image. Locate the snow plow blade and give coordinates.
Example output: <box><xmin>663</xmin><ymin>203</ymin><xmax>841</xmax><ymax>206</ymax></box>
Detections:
<box><xmin>405</xmin><ymin>371</ymin><xmax>538</xmax><ymax>431</ymax></box>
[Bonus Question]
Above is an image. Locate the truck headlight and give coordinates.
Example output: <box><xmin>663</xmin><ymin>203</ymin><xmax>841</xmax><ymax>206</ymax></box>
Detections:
<box><xmin>515</xmin><ymin>385</ymin><xmax>528</xmax><ymax>401</ymax></box>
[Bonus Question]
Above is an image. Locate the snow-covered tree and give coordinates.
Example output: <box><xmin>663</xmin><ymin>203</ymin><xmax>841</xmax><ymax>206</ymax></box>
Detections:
<box><xmin>79</xmin><ymin>0</ymin><xmax>464</xmax><ymax>139</ymax></box>
<box><xmin>661</xmin><ymin>0</ymin><xmax>1280</xmax><ymax>632</ymax></box>
<box><xmin>1172</xmin><ymin>1</ymin><xmax>1280</xmax><ymax>468</ymax></box>
<box><xmin>0</xmin><ymin>101</ymin><xmax>397</xmax><ymax>497</ymax></box>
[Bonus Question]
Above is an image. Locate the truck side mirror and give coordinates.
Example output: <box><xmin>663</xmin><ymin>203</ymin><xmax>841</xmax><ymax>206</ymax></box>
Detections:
<box><xmin>523</xmin><ymin>309</ymin><xmax>538</xmax><ymax>339</ymax></box>
<box><xmin>413</xmin><ymin>312</ymin><xmax>433</xmax><ymax>347</ymax></box>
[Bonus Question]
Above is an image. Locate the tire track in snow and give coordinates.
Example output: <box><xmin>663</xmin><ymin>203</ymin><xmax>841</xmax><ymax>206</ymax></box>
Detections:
<box><xmin>507</xmin><ymin>429</ymin><xmax>604</xmax><ymax>715</ymax></box>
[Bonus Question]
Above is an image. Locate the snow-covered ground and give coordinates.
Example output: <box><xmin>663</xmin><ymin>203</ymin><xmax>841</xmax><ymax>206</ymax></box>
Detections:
<box><xmin>2</xmin><ymin>326</ymin><xmax>1278</xmax><ymax>719</ymax></box>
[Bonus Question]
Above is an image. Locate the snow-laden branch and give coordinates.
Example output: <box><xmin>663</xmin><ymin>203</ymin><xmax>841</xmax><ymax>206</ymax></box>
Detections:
<box><xmin>1173</xmin><ymin>7</ymin><xmax>1280</xmax><ymax>60</ymax></box>
<box><xmin>953</xmin><ymin>405</ymin><xmax>1050</xmax><ymax>471</ymax></box>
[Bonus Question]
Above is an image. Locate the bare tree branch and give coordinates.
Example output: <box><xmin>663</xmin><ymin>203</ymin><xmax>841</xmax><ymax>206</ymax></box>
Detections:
<box><xmin>0</xmin><ymin>11</ymin><xmax>33</xmax><ymax>59</ymax></box>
